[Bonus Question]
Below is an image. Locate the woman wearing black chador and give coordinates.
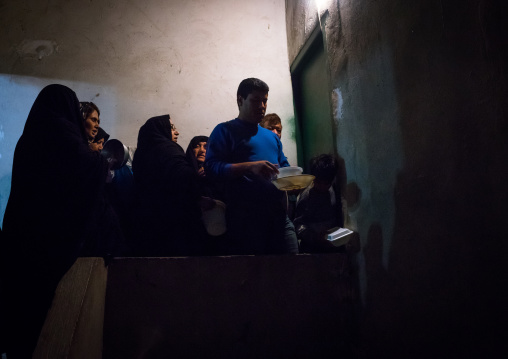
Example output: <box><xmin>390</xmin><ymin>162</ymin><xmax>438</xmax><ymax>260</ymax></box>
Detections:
<box><xmin>132</xmin><ymin>115</ymin><xmax>210</xmax><ymax>256</ymax></box>
<box><xmin>0</xmin><ymin>84</ymin><xmax>115</xmax><ymax>358</ymax></box>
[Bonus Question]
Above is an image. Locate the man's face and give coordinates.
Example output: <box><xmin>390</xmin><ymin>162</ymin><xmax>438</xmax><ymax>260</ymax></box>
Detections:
<box><xmin>238</xmin><ymin>90</ymin><xmax>268</xmax><ymax>124</ymax></box>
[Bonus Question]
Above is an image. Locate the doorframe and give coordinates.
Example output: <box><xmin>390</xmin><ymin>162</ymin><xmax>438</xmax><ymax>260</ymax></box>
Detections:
<box><xmin>290</xmin><ymin>24</ymin><xmax>335</xmax><ymax>171</ymax></box>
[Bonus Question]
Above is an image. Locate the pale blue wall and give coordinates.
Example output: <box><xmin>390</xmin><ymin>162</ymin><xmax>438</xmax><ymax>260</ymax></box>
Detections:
<box><xmin>0</xmin><ymin>76</ymin><xmax>119</xmax><ymax>227</ymax></box>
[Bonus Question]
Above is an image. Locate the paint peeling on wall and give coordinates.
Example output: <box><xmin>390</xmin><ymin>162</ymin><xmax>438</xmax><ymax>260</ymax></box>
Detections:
<box><xmin>285</xmin><ymin>115</ymin><xmax>296</xmax><ymax>141</ymax></box>
<box><xmin>332</xmin><ymin>87</ymin><xmax>343</xmax><ymax>121</ymax></box>
<box><xmin>17</xmin><ymin>40</ymin><xmax>58</xmax><ymax>60</ymax></box>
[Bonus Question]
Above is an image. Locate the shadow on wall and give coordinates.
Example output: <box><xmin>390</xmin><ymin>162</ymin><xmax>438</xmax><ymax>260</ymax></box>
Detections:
<box><xmin>334</xmin><ymin>154</ymin><xmax>361</xmax><ymax>224</ymax></box>
<box><xmin>356</xmin><ymin>1</ymin><xmax>508</xmax><ymax>357</ymax></box>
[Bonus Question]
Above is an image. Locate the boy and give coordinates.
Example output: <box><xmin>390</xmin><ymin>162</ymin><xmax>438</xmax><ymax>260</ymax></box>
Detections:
<box><xmin>293</xmin><ymin>154</ymin><xmax>344</xmax><ymax>253</ymax></box>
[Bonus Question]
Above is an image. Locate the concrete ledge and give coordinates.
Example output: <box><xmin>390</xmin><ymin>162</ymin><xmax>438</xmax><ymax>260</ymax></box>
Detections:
<box><xmin>34</xmin><ymin>257</ymin><xmax>107</xmax><ymax>359</ymax></box>
<box><xmin>103</xmin><ymin>254</ymin><xmax>353</xmax><ymax>358</ymax></box>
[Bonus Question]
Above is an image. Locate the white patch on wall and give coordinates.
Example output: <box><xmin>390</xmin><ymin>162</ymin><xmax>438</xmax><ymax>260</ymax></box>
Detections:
<box><xmin>17</xmin><ymin>40</ymin><xmax>58</xmax><ymax>60</ymax></box>
<box><xmin>333</xmin><ymin>88</ymin><xmax>344</xmax><ymax>120</ymax></box>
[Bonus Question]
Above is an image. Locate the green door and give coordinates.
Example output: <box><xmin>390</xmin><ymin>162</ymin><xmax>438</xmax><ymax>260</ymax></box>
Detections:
<box><xmin>291</xmin><ymin>29</ymin><xmax>334</xmax><ymax>172</ymax></box>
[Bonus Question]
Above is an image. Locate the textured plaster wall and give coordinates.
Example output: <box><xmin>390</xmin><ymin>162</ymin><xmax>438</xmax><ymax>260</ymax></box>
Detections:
<box><xmin>0</xmin><ymin>0</ymin><xmax>296</xmax><ymax>225</ymax></box>
<box><xmin>287</xmin><ymin>0</ymin><xmax>507</xmax><ymax>356</ymax></box>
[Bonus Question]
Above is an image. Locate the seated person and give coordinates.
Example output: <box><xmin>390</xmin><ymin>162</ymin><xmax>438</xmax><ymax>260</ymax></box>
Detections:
<box><xmin>260</xmin><ymin>113</ymin><xmax>283</xmax><ymax>139</ymax></box>
<box><xmin>89</xmin><ymin>127</ymin><xmax>110</xmax><ymax>152</ymax></box>
<box><xmin>132</xmin><ymin>115</ymin><xmax>211</xmax><ymax>256</ymax></box>
<box><xmin>293</xmin><ymin>154</ymin><xmax>344</xmax><ymax>253</ymax></box>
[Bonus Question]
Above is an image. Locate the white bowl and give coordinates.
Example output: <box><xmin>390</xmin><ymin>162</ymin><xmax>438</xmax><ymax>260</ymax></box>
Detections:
<box><xmin>271</xmin><ymin>174</ymin><xmax>315</xmax><ymax>191</ymax></box>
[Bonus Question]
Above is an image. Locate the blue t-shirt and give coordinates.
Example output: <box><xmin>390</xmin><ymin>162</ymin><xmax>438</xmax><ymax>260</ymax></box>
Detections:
<box><xmin>205</xmin><ymin>118</ymin><xmax>289</xmax><ymax>178</ymax></box>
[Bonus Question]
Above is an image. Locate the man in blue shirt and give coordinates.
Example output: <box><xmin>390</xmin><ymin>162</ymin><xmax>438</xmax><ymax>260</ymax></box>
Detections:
<box><xmin>205</xmin><ymin>78</ymin><xmax>297</xmax><ymax>255</ymax></box>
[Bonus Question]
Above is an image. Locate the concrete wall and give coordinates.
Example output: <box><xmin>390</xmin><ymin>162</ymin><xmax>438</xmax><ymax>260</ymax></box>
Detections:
<box><xmin>0</xmin><ymin>0</ymin><xmax>296</xmax><ymax>225</ymax></box>
<box><xmin>286</xmin><ymin>0</ymin><xmax>507</xmax><ymax>357</ymax></box>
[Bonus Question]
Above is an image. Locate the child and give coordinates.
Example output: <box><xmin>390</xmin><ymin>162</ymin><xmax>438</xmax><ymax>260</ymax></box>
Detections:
<box><xmin>293</xmin><ymin>154</ymin><xmax>344</xmax><ymax>253</ymax></box>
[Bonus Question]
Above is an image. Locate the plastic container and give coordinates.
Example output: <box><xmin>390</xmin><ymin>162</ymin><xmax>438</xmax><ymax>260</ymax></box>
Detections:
<box><xmin>277</xmin><ymin>166</ymin><xmax>303</xmax><ymax>179</ymax></box>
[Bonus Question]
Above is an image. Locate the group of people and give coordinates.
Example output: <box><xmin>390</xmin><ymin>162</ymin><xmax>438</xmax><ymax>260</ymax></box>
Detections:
<box><xmin>0</xmin><ymin>78</ymin><xmax>345</xmax><ymax>357</ymax></box>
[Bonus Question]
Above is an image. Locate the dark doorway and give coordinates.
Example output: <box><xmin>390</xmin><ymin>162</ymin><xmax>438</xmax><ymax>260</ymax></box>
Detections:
<box><xmin>291</xmin><ymin>27</ymin><xmax>334</xmax><ymax>172</ymax></box>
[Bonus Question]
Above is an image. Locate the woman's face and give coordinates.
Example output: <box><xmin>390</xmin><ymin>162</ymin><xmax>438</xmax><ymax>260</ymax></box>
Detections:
<box><xmin>84</xmin><ymin>110</ymin><xmax>100</xmax><ymax>140</ymax></box>
<box><xmin>171</xmin><ymin>123</ymin><xmax>179</xmax><ymax>142</ymax></box>
<box><xmin>90</xmin><ymin>138</ymin><xmax>105</xmax><ymax>152</ymax></box>
<box><xmin>193</xmin><ymin>142</ymin><xmax>207</xmax><ymax>163</ymax></box>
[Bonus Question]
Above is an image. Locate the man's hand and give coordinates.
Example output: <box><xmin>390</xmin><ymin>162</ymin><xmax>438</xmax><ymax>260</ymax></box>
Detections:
<box><xmin>249</xmin><ymin>161</ymin><xmax>279</xmax><ymax>179</ymax></box>
<box><xmin>230</xmin><ymin>161</ymin><xmax>279</xmax><ymax>180</ymax></box>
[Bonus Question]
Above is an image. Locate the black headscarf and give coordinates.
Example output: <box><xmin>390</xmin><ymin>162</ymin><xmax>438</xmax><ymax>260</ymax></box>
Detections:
<box><xmin>93</xmin><ymin>127</ymin><xmax>110</xmax><ymax>143</ymax></box>
<box><xmin>2</xmin><ymin>84</ymin><xmax>109</xmax><ymax>261</ymax></box>
<box><xmin>0</xmin><ymin>84</ymin><xmax>110</xmax><ymax>357</ymax></box>
<box><xmin>132</xmin><ymin>115</ymin><xmax>206</xmax><ymax>256</ymax></box>
<box><xmin>185</xmin><ymin>135</ymin><xmax>208</xmax><ymax>172</ymax></box>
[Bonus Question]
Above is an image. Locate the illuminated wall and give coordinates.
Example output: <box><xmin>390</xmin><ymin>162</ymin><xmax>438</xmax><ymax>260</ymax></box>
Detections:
<box><xmin>0</xmin><ymin>0</ymin><xmax>296</xmax><ymax>225</ymax></box>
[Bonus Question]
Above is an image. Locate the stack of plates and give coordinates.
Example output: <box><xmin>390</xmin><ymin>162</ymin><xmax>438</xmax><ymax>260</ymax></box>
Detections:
<box><xmin>271</xmin><ymin>166</ymin><xmax>314</xmax><ymax>191</ymax></box>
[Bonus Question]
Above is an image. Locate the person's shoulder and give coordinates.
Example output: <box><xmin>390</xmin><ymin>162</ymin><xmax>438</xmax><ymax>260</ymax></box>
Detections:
<box><xmin>213</xmin><ymin>119</ymin><xmax>237</xmax><ymax>129</ymax></box>
<box><xmin>210</xmin><ymin>120</ymin><xmax>230</xmax><ymax>134</ymax></box>
<box><xmin>209</xmin><ymin>120</ymin><xmax>239</xmax><ymax>142</ymax></box>
<box><xmin>296</xmin><ymin>185</ymin><xmax>312</xmax><ymax>204</ymax></box>
<box><xmin>259</xmin><ymin>125</ymin><xmax>280</xmax><ymax>140</ymax></box>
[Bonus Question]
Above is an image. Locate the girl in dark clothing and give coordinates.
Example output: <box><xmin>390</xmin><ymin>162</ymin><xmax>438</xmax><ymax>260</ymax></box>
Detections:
<box><xmin>186</xmin><ymin>135</ymin><xmax>222</xmax><ymax>200</ymax></box>
<box><xmin>90</xmin><ymin>127</ymin><xmax>110</xmax><ymax>152</ymax></box>
<box><xmin>132</xmin><ymin>115</ymin><xmax>209</xmax><ymax>256</ymax></box>
<box><xmin>0</xmin><ymin>84</ymin><xmax>113</xmax><ymax>358</ymax></box>
<box><xmin>186</xmin><ymin>135</ymin><xmax>208</xmax><ymax>177</ymax></box>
